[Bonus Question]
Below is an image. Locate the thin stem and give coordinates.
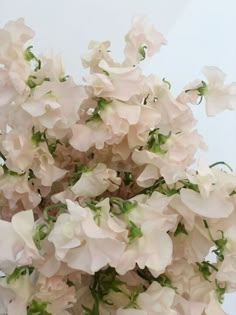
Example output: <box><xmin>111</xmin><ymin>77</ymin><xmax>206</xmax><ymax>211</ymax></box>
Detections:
<box><xmin>209</xmin><ymin>161</ymin><xmax>233</xmax><ymax>172</ymax></box>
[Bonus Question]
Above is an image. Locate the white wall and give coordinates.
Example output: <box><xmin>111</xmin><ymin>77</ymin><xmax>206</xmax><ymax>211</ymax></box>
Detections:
<box><xmin>1</xmin><ymin>0</ymin><xmax>236</xmax><ymax>313</ymax></box>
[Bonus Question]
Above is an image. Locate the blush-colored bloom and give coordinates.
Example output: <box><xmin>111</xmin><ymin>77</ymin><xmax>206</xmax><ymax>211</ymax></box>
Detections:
<box><xmin>124</xmin><ymin>16</ymin><xmax>167</xmax><ymax>65</ymax></box>
<box><xmin>205</xmin><ymin>291</ymin><xmax>227</xmax><ymax>315</ymax></box>
<box><xmin>180</xmin><ymin>188</ymin><xmax>233</xmax><ymax>218</ymax></box>
<box><xmin>48</xmin><ymin>199</ymin><xmax>126</xmax><ymax>274</ymax></box>
<box><xmin>202</xmin><ymin>66</ymin><xmax>236</xmax><ymax>116</ymax></box>
<box><xmin>116</xmin><ymin>222</ymin><xmax>173</xmax><ymax>277</ymax></box>
<box><xmin>71</xmin><ymin>163</ymin><xmax>121</xmax><ymax>197</ymax></box>
<box><xmin>33</xmin><ymin>275</ymin><xmax>76</xmax><ymax>315</ymax></box>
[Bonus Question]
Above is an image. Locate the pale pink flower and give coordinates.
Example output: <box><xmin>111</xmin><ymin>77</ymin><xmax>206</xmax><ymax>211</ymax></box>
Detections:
<box><xmin>30</xmin><ymin>143</ymin><xmax>67</xmax><ymax>187</ymax></box>
<box><xmin>48</xmin><ymin>199</ymin><xmax>126</xmax><ymax>274</ymax></box>
<box><xmin>130</xmin><ymin>192</ymin><xmax>178</xmax><ymax>232</ymax></box>
<box><xmin>173</xmin><ymin>295</ymin><xmax>206</xmax><ymax>315</ymax></box>
<box><xmin>145</xmin><ymin>76</ymin><xmax>197</xmax><ymax>133</ymax></box>
<box><xmin>204</xmin><ymin>291</ymin><xmax>227</xmax><ymax>315</ymax></box>
<box><xmin>0</xmin><ymin>174</ymin><xmax>41</xmax><ymax>210</ymax></box>
<box><xmin>116</xmin><ymin>309</ymin><xmax>147</xmax><ymax>315</ymax></box>
<box><xmin>116</xmin><ymin>222</ymin><xmax>172</xmax><ymax>277</ymax></box>
<box><xmin>98</xmin><ymin>60</ymin><xmax>143</xmax><ymax>101</ymax></box>
<box><xmin>70</xmin><ymin>121</ymin><xmax>114</xmax><ymax>151</ymax></box>
<box><xmin>124</xmin><ymin>16</ymin><xmax>167</xmax><ymax>65</ymax></box>
<box><xmin>132</xmin><ymin>129</ymin><xmax>204</xmax><ymax>184</ymax></box>
<box><xmin>180</xmin><ymin>188</ymin><xmax>233</xmax><ymax>218</ymax></box>
<box><xmin>1</xmin><ymin>129</ymin><xmax>35</xmax><ymax>173</ymax></box>
<box><xmin>0</xmin><ymin>18</ymin><xmax>34</xmax><ymax>66</ymax></box>
<box><xmin>81</xmin><ymin>40</ymin><xmax>114</xmax><ymax>72</ymax></box>
<box><xmin>137</xmin><ymin>282</ymin><xmax>177</xmax><ymax>315</ymax></box>
<box><xmin>0</xmin><ymin>274</ymin><xmax>34</xmax><ymax>315</ymax></box>
<box><xmin>202</xmin><ymin>66</ymin><xmax>236</xmax><ymax>116</ymax></box>
<box><xmin>33</xmin><ymin>275</ymin><xmax>76</xmax><ymax>315</ymax></box>
<box><xmin>177</xmin><ymin>80</ymin><xmax>201</xmax><ymax>105</ymax></box>
<box><xmin>216</xmin><ymin>254</ymin><xmax>236</xmax><ymax>290</ymax></box>
<box><xmin>22</xmin><ymin>79</ymin><xmax>86</xmax><ymax>138</ymax></box>
<box><xmin>71</xmin><ymin>163</ymin><xmax>121</xmax><ymax>197</ymax></box>
<box><xmin>84</xmin><ymin>73</ymin><xmax>114</xmax><ymax>96</ymax></box>
<box><xmin>186</xmin><ymin>159</ymin><xmax>216</xmax><ymax>198</ymax></box>
<box><xmin>100</xmin><ymin>99</ymin><xmax>141</xmax><ymax>135</ymax></box>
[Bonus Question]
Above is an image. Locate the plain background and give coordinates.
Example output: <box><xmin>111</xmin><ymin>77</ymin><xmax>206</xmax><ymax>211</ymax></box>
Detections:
<box><xmin>1</xmin><ymin>0</ymin><xmax>236</xmax><ymax>313</ymax></box>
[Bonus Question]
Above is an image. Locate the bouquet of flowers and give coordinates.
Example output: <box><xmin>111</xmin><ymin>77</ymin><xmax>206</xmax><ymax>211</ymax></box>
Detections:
<box><xmin>0</xmin><ymin>16</ymin><xmax>236</xmax><ymax>315</ymax></box>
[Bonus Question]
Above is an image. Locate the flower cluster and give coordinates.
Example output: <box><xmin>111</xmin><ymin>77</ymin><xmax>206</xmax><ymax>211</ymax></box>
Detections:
<box><xmin>0</xmin><ymin>16</ymin><xmax>236</xmax><ymax>315</ymax></box>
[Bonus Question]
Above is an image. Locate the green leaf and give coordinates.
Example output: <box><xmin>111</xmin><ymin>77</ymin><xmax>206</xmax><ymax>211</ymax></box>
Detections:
<box><xmin>31</xmin><ymin>127</ymin><xmax>46</xmax><ymax>146</ymax></box>
<box><xmin>185</xmin><ymin>80</ymin><xmax>208</xmax><ymax>104</ymax></box>
<box><xmin>215</xmin><ymin>280</ymin><xmax>227</xmax><ymax>304</ymax></box>
<box><xmin>138</xmin><ymin>45</ymin><xmax>147</xmax><ymax>60</ymax></box>
<box><xmin>137</xmin><ymin>268</ymin><xmax>176</xmax><ymax>290</ymax></box>
<box><xmin>212</xmin><ymin>231</ymin><xmax>227</xmax><ymax>262</ymax></box>
<box><xmin>59</xmin><ymin>75</ymin><xmax>69</xmax><ymax>82</ymax></box>
<box><xmin>6</xmin><ymin>266</ymin><xmax>34</xmax><ymax>284</ymax></box>
<box><xmin>27</xmin><ymin>76</ymin><xmax>37</xmax><ymax>89</ymax></box>
<box><xmin>110</xmin><ymin>198</ymin><xmax>137</xmax><ymax>215</ymax></box>
<box><xmin>86</xmin><ymin>97</ymin><xmax>112</xmax><ymax>123</ymax></box>
<box><xmin>156</xmin><ymin>274</ymin><xmax>176</xmax><ymax>289</ymax></box>
<box><xmin>128</xmin><ymin>220</ymin><xmax>143</xmax><ymax>243</ymax></box>
<box><xmin>43</xmin><ymin>203</ymin><xmax>67</xmax><ymax>223</ymax></box>
<box><xmin>27</xmin><ymin>300</ymin><xmax>51</xmax><ymax>315</ymax></box>
<box><xmin>125</xmin><ymin>284</ymin><xmax>143</xmax><ymax>308</ymax></box>
<box><xmin>174</xmin><ymin>222</ymin><xmax>188</xmax><ymax>237</ymax></box>
<box><xmin>146</xmin><ymin>129</ymin><xmax>171</xmax><ymax>154</ymax></box>
<box><xmin>196</xmin><ymin>261</ymin><xmax>218</xmax><ymax>282</ymax></box>
<box><xmin>33</xmin><ymin>223</ymin><xmax>49</xmax><ymax>249</ymax></box>
<box><xmin>123</xmin><ymin>172</ymin><xmax>133</xmax><ymax>186</ymax></box>
<box><xmin>86</xmin><ymin>201</ymin><xmax>102</xmax><ymax>225</ymax></box>
<box><xmin>24</xmin><ymin>46</ymin><xmax>35</xmax><ymax>61</ymax></box>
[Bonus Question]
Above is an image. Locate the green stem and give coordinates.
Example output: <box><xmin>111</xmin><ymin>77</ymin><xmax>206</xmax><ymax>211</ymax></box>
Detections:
<box><xmin>209</xmin><ymin>161</ymin><xmax>233</xmax><ymax>172</ymax></box>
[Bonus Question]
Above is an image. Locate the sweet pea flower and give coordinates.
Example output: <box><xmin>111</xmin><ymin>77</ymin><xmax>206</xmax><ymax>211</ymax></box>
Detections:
<box><xmin>180</xmin><ymin>188</ymin><xmax>233</xmax><ymax>218</ymax></box>
<box><xmin>0</xmin><ymin>211</ymin><xmax>41</xmax><ymax>271</ymax></box>
<box><xmin>0</xmin><ymin>173</ymin><xmax>41</xmax><ymax>211</ymax></box>
<box><xmin>124</xmin><ymin>16</ymin><xmax>167</xmax><ymax>65</ymax></box>
<box><xmin>173</xmin><ymin>295</ymin><xmax>206</xmax><ymax>315</ymax></box>
<box><xmin>81</xmin><ymin>40</ymin><xmax>114</xmax><ymax>73</ymax></box>
<box><xmin>0</xmin><ymin>273</ymin><xmax>34</xmax><ymax>315</ymax></box>
<box><xmin>48</xmin><ymin>199</ymin><xmax>126</xmax><ymax>274</ymax></box>
<box><xmin>132</xmin><ymin>129</ymin><xmax>204</xmax><ymax>184</ymax></box>
<box><xmin>100</xmin><ymin>99</ymin><xmax>141</xmax><ymax>136</ymax></box>
<box><xmin>0</xmin><ymin>18</ymin><xmax>34</xmax><ymax>66</ymax></box>
<box><xmin>137</xmin><ymin>282</ymin><xmax>177</xmax><ymax>315</ymax></box>
<box><xmin>32</xmin><ymin>275</ymin><xmax>76</xmax><ymax>315</ymax></box>
<box><xmin>98</xmin><ymin>60</ymin><xmax>143</xmax><ymax>101</ymax></box>
<box><xmin>182</xmin><ymin>66</ymin><xmax>236</xmax><ymax>116</ymax></box>
<box><xmin>84</xmin><ymin>73</ymin><xmax>114</xmax><ymax>97</ymax></box>
<box><xmin>129</xmin><ymin>192</ymin><xmax>178</xmax><ymax>232</ymax></box>
<box><xmin>202</xmin><ymin>66</ymin><xmax>236</xmax><ymax>116</ymax></box>
<box><xmin>71</xmin><ymin>163</ymin><xmax>121</xmax><ymax>197</ymax></box>
<box><xmin>70</xmin><ymin>120</ymin><xmax>114</xmax><ymax>151</ymax></box>
<box><xmin>22</xmin><ymin>79</ymin><xmax>86</xmax><ymax>138</ymax></box>
<box><xmin>116</xmin><ymin>222</ymin><xmax>173</xmax><ymax>277</ymax></box>
<box><xmin>205</xmin><ymin>291</ymin><xmax>227</xmax><ymax>315</ymax></box>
